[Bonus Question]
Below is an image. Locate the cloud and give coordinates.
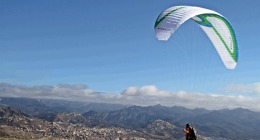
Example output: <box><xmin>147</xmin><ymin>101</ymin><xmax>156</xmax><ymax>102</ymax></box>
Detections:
<box><xmin>0</xmin><ymin>83</ymin><xmax>98</xmax><ymax>100</ymax></box>
<box><xmin>121</xmin><ymin>85</ymin><xmax>171</xmax><ymax>97</ymax></box>
<box><xmin>120</xmin><ymin>86</ymin><xmax>260</xmax><ymax>111</ymax></box>
<box><xmin>0</xmin><ymin>83</ymin><xmax>260</xmax><ymax>111</ymax></box>
<box><xmin>225</xmin><ymin>83</ymin><xmax>260</xmax><ymax>95</ymax></box>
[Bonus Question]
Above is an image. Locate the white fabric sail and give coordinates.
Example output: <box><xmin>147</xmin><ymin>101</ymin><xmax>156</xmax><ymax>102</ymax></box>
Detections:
<box><xmin>154</xmin><ymin>6</ymin><xmax>238</xmax><ymax>69</ymax></box>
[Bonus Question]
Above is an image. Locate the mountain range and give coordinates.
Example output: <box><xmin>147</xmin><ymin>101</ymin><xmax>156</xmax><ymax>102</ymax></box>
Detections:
<box><xmin>0</xmin><ymin>97</ymin><xmax>260</xmax><ymax>140</ymax></box>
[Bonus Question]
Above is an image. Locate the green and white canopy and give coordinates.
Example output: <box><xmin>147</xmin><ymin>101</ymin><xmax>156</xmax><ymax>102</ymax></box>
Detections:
<box><xmin>154</xmin><ymin>6</ymin><xmax>238</xmax><ymax>69</ymax></box>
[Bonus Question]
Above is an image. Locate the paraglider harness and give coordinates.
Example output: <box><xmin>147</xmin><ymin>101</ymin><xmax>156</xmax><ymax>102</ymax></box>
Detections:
<box><xmin>189</xmin><ymin>127</ymin><xmax>197</xmax><ymax>140</ymax></box>
<box><xmin>185</xmin><ymin>124</ymin><xmax>197</xmax><ymax>140</ymax></box>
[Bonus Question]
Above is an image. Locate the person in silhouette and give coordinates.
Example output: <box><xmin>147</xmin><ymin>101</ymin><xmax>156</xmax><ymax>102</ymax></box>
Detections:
<box><xmin>183</xmin><ymin>123</ymin><xmax>196</xmax><ymax>140</ymax></box>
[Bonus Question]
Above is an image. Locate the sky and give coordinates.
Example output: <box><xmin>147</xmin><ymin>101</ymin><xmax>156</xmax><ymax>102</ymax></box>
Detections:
<box><xmin>0</xmin><ymin>0</ymin><xmax>260</xmax><ymax>111</ymax></box>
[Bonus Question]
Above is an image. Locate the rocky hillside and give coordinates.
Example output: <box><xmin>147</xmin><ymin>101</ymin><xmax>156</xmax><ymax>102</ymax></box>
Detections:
<box><xmin>82</xmin><ymin>105</ymin><xmax>260</xmax><ymax>140</ymax></box>
<box><xmin>1</xmin><ymin>97</ymin><xmax>260</xmax><ymax>139</ymax></box>
<box><xmin>0</xmin><ymin>105</ymin><xmax>189</xmax><ymax>139</ymax></box>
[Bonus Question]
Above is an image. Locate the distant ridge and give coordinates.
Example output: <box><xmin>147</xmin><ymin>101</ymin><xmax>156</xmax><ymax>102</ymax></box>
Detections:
<box><xmin>0</xmin><ymin>97</ymin><xmax>129</xmax><ymax>115</ymax></box>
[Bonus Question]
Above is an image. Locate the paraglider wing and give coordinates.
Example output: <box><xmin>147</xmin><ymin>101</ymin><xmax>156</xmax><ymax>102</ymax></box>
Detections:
<box><xmin>154</xmin><ymin>6</ymin><xmax>238</xmax><ymax>69</ymax></box>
